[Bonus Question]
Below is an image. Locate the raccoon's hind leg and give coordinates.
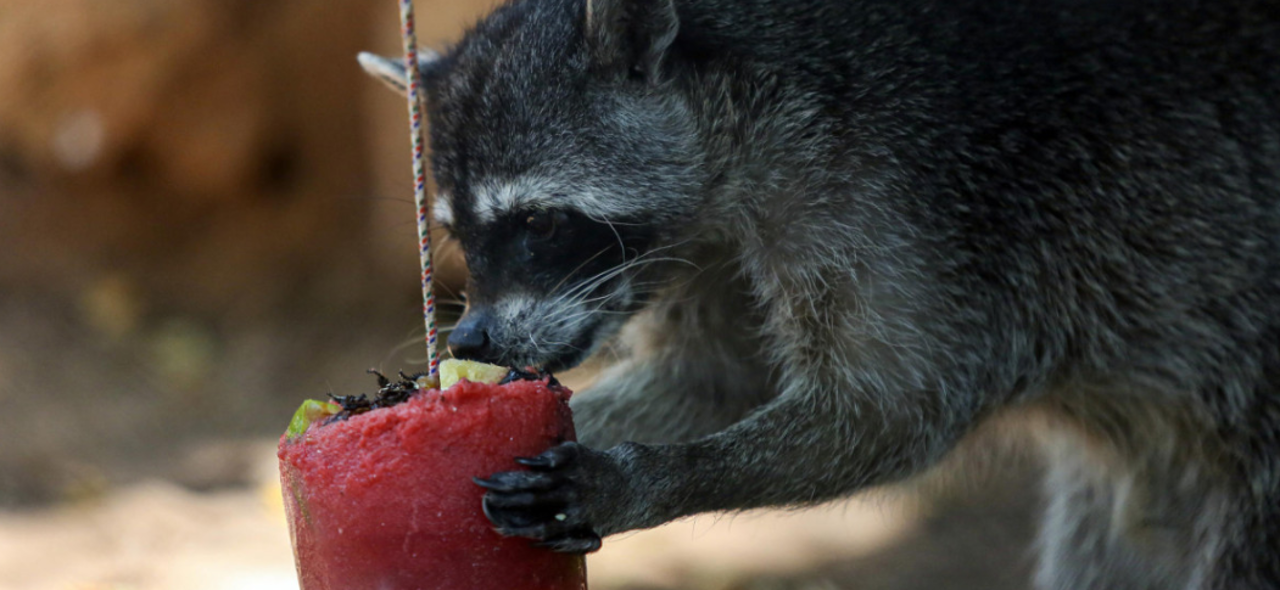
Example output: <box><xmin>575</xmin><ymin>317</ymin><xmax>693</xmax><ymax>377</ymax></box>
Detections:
<box><xmin>1034</xmin><ymin>410</ymin><xmax>1228</xmax><ymax>590</ymax></box>
<box><xmin>1209</xmin><ymin>468</ymin><xmax>1280</xmax><ymax>589</ymax></box>
<box><xmin>1206</xmin><ymin>373</ymin><xmax>1280</xmax><ymax>589</ymax></box>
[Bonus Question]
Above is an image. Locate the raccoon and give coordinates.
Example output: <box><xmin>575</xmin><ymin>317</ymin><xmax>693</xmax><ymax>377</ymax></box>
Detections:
<box><xmin>359</xmin><ymin>0</ymin><xmax>1280</xmax><ymax>586</ymax></box>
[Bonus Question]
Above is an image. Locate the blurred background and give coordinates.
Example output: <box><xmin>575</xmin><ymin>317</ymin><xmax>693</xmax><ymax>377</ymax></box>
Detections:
<box><xmin>0</xmin><ymin>0</ymin><xmax>1038</xmax><ymax>588</ymax></box>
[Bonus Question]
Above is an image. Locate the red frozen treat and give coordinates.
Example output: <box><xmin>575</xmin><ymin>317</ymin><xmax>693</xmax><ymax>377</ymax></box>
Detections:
<box><xmin>278</xmin><ymin>371</ymin><xmax>586</xmax><ymax>590</ymax></box>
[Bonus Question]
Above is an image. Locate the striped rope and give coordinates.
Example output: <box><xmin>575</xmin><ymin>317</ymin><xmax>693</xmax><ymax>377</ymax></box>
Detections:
<box><xmin>398</xmin><ymin>0</ymin><xmax>439</xmax><ymax>377</ymax></box>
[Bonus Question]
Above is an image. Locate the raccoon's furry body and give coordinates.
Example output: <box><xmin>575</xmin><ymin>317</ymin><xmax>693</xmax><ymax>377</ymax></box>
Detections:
<box><xmin>361</xmin><ymin>0</ymin><xmax>1280</xmax><ymax>586</ymax></box>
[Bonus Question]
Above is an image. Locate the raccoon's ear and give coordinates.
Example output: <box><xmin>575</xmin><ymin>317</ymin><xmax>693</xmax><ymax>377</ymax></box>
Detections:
<box><xmin>585</xmin><ymin>0</ymin><xmax>679</xmax><ymax>81</ymax></box>
<box><xmin>357</xmin><ymin>50</ymin><xmax>443</xmax><ymax>97</ymax></box>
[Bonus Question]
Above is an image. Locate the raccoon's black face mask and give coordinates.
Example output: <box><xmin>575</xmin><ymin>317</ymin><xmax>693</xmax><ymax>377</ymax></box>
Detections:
<box><xmin>443</xmin><ymin>205</ymin><xmax>662</xmax><ymax>372</ymax></box>
<box><xmin>362</xmin><ymin>0</ymin><xmax>699</xmax><ymax>371</ymax></box>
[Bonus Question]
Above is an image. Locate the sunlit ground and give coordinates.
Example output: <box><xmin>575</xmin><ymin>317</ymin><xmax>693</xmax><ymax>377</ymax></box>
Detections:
<box><xmin>0</xmin><ymin>447</ymin><xmax>906</xmax><ymax>590</ymax></box>
<box><xmin>0</xmin><ymin>296</ymin><xmax>1037</xmax><ymax>590</ymax></box>
<box><xmin>0</xmin><ymin>441</ymin><xmax>1036</xmax><ymax>590</ymax></box>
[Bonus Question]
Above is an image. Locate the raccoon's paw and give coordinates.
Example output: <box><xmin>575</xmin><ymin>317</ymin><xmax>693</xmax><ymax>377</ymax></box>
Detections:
<box><xmin>475</xmin><ymin>442</ymin><xmax>608</xmax><ymax>553</ymax></box>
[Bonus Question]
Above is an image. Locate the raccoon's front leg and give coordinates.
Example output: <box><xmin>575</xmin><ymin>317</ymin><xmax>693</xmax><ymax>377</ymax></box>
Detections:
<box><xmin>482</xmin><ymin>349</ymin><xmax>778</xmax><ymax>551</ymax></box>
<box><xmin>480</xmin><ymin>360</ymin><xmax>986</xmax><ymax>551</ymax></box>
<box><xmin>570</xmin><ymin>342</ymin><xmax>775</xmax><ymax>449</ymax></box>
<box><xmin>571</xmin><ymin>266</ymin><xmax>774</xmax><ymax>449</ymax></box>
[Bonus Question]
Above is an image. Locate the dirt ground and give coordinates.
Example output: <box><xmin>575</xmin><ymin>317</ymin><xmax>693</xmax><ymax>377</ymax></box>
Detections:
<box><xmin>0</xmin><ymin>439</ymin><xmax>1038</xmax><ymax>590</ymax></box>
<box><xmin>0</xmin><ymin>295</ymin><xmax>1041</xmax><ymax>590</ymax></box>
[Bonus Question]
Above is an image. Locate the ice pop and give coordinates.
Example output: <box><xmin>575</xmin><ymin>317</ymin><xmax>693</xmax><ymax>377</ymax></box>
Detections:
<box><xmin>278</xmin><ymin>361</ymin><xmax>587</xmax><ymax>590</ymax></box>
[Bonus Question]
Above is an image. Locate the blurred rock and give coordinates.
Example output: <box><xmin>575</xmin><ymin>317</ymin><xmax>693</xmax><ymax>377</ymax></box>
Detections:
<box><xmin>0</xmin><ymin>0</ymin><xmax>379</xmax><ymax>311</ymax></box>
<box><xmin>0</xmin><ymin>0</ymin><xmax>497</xmax><ymax>506</ymax></box>
<box><xmin>79</xmin><ymin>273</ymin><xmax>144</xmax><ymax>340</ymax></box>
<box><xmin>0</xmin><ymin>0</ymin><xmax>363</xmax><ymax>195</ymax></box>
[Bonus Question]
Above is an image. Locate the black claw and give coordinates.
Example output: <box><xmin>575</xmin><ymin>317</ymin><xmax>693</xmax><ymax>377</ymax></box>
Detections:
<box><xmin>481</xmin><ymin>489</ymin><xmax>572</xmax><ymax>509</ymax></box>
<box><xmin>481</xmin><ymin>491</ymin><xmax>538</xmax><ymax>508</ymax></box>
<box><xmin>472</xmin><ymin>472</ymin><xmax>561</xmax><ymax>493</ymax></box>
<box><xmin>533</xmin><ymin>534</ymin><xmax>602</xmax><ymax>554</ymax></box>
<box><xmin>519</xmin><ymin>442</ymin><xmax>580</xmax><ymax>470</ymax></box>
<box><xmin>480</xmin><ymin>491</ymin><xmax>499</xmax><ymax>525</ymax></box>
<box><xmin>494</xmin><ymin>525</ymin><xmax>544</xmax><ymax>539</ymax></box>
<box><xmin>472</xmin><ymin>476</ymin><xmax>506</xmax><ymax>492</ymax></box>
<box><xmin>477</xmin><ymin>443</ymin><xmax>601</xmax><ymax>552</ymax></box>
<box><xmin>483</xmin><ymin>505</ymin><xmax>543</xmax><ymax>531</ymax></box>
<box><xmin>514</xmin><ymin>455</ymin><xmax>550</xmax><ymax>468</ymax></box>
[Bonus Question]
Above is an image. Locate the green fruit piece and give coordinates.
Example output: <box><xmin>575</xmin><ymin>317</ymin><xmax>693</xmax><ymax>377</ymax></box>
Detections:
<box><xmin>438</xmin><ymin>359</ymin><xmax>510</xmax><ymax>390</ymax></box>
<box><xmin>286</xmin><ymin>399</ymin><xmax>341</xmax><ymax>441</ymax></box>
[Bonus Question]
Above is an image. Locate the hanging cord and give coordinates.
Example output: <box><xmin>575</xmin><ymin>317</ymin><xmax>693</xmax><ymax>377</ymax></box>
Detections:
<box><xmin>397</xmin><ymin>0</ymin><xmax>439</xmax><ymax>377</ymax></box>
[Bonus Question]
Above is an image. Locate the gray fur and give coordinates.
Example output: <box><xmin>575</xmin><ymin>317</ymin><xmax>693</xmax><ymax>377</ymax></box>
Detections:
<box><xmin>363</xmin><ymin>0</ymin><xmax>1280</xmax><ymax>586</ymax></box>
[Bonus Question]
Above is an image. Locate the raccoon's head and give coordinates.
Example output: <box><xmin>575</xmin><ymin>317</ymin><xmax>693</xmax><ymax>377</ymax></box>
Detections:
<box><xmin>361</xmin><ymin>0</ymin><xmax>700</xmax><ymax>372</ymax></box>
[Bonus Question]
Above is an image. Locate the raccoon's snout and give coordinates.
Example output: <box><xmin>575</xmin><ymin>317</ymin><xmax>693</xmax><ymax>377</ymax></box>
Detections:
<box><xmin>447</xmin><ymin>299</ymin><xmax>605</xmax><ymax>373</ymax></box>
<box><xmin>448</xmin><ymin>310</ymin><xmax>498</xmax><ymax>364</ymax></box>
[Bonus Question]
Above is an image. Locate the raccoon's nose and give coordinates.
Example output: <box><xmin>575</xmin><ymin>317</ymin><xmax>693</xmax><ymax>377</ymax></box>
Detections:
<box><xmin>448</xmin><ymin>311</ymin><xmax>493</xmax><ymax>362</ymax></box>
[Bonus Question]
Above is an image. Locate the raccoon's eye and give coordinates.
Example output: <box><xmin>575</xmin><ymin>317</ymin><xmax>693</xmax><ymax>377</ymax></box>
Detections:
<box><xmin>525</xmin><ymin>210</ymin><xmax>566</xmax><ymax>241</ymax></box>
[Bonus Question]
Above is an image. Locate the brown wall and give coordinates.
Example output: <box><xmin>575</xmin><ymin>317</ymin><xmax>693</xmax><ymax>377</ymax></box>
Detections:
<box><xmin>0</xmin><ymin>0</ymin><xmax>495</xmax><ymax>504</ymax></box>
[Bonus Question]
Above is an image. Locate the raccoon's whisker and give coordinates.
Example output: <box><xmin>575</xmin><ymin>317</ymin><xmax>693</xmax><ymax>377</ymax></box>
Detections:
<box><xmin>557</xmin><ymin>253</ymin><xmax>698</xmax><ymax>302</ymax></box>
<box><xmin>429</xmin><ymin>267</ymin><xmax>465</xmax><ymax>303</ymax></box>
<box><xmin>547</xmin><ymin>295</ymin><xmax>610</xmax><ymax>329</ymax></box>
<box><xmin>436</xmin><ymin>239</ymin><xmax>459</xmax><ymax>261</ymax></box>
<box><xmin>549</xmin><ymin>248</ymin><xmax>650</xmax><ymax>307</ymax></box>
<box><xmin>585</xmin><ymin>212</ymin><xmax>627</xmax><ymax>262</ymax></box>
<box><xmin>583</xmin><ymin>217</ymin><xmax>648</xmax><ymax>227</ymax></box>
<box><xmin>590</xmin><ymin>255</ymin><xmax>697</xmax><ymax>287</ymax></box>
<box><xmin>546</xmin><ymin>239</ymin><xmax>702</xmax><ymax>323</ymax></box>
<box><xmin>550</xmin><ymin>302</ymin><xmax>622</xmax><ymax>328</ymax></box>
<box><xmin>549</xmin><ymin>245</ymin><xmax>616</xmax><ymax>295</ymax></box>
<box><xmin>543</xmin><ymin>341</ymin><xmax>585</xmax><ymax>353</ymax></box>
<box><xmin>381</xmin><ymin>334</ymin><xmax>430</xmax><ymax>372</ymax></box>
<box><xmin>552</xmin><ymin>285</ymin><xmax>632</xmax><ymax>329</ymax></box>
<box><xmin>551</xmin><ymin>263</ymin><xmax>629</xmax><ymax>306</ymax></box>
